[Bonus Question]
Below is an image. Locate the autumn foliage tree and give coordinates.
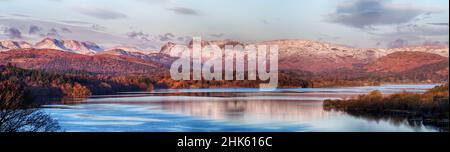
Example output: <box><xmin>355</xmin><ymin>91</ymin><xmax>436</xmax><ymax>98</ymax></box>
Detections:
<box><xmin>324</xmin><ymin>84</ymin><xmax>449</xmax><ymax>117</ymax></box>
<box><xmin>61</xmin><ymin>83</ymin><xmax>92</xmax><ymax>98</ymax></box>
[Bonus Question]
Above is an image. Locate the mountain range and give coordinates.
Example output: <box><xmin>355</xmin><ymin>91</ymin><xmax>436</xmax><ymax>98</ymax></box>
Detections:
<box><xmin>1</xmin><ymin>37</ymin><xmax>449</xmax><ymax>82</ymax></box>
<box><xmin>34</xmin><ymin>38</ymin><xmax>103</xmax><ymax>55</ymax></box>
<box><xmin>0</xmin><ymin>40</ymin><xmax>33</xmax><ymax>50</ymax></box>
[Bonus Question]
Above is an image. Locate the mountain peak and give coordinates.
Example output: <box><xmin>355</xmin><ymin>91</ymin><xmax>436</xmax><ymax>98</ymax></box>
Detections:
<box><xmin>105</xmin><ymin>46</ymin><xmax>156</xmax><ymax>55</ymax></box>
<box><xmin>0</xmin><ymin>40</ymin><xmax>32</xmax><ymax>51</ymax></box>
<box><xmin>34</xmin><ymin>38</ymin><xmax>103</xmax><ymax>55</ymax></box>
<box><xmin>160</xmin><ymin>42</ymin><xmax>176</xmax><ymax>55</ymax></box>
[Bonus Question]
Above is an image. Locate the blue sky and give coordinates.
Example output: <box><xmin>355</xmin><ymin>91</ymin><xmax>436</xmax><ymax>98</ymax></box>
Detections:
<box><xmin>0</xmin><ymin>0</ymin><xmax>448</xmax><ymax>48</ymax></box>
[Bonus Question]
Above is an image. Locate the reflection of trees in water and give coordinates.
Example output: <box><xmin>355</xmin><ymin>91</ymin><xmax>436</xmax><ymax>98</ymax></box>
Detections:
<box><xmin>326</xmin><ymin>109</ymin><xmax>448</xmax><ymax>132</ymax></box>
<box><xmin>344</xmin><ymin>112</ymin><xmax>408</xmax><ymax>126</ymax></box>
<box><xmin>160</xmin><ymin>100</ymin><xmax>330</xmax><ymax>123</ymax></box>
<box><xmin>1</xmin><ymin>79</ymin><xmax>60</xmax><ymax>132</ymax></box>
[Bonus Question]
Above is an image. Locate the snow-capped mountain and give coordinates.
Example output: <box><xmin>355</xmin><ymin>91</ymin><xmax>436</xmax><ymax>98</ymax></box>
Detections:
<box><xmin>99</xmin><ymin>48</ymin><xmax>150</xmax><ymax>58</ymax></box>
<box><xmin>157</xmin><ymin>39</ymin><xmax>449</xmax><ymax>73</ymax></box>
<box><xmin>159</xmin><ymin>39</ymin><xmax>246</xmax><ymax>61</ymax></box>
<box><xmin>259</xmin><ymin>39</ymin><xmax>449</xmax><ymax>72</ymax></box>
<box><xmin>100</xmin><ymin>47</ymin><xmax>176</xmax><ymax>67</ymax></box>
<box><xmin>0</xmin><ymin>40</ymin><xmax>32</xmax><ymax>51</ymax></box>
<box><xmin>260</xmin><ymin>39</ymin><xmax>449</xmax><ymax>59</ymax></box>
<box><xmin>104</xmin><ymin>46</ymin><xmax>158</xmax><ymax>55</ymax></box>
<box><xmin>162</xmin><ymin>39</ymin><xmax>448</xmax><ymax>59</ymax></box>
<box><xmin>1</xmin><ymin>37</ymin><xmax>448</xmax><ymax>74</ymax></box>
<box><xmin>159</xmin><ymin>42</ymin><xmax>176</xmax><ymax>55</ymax></box>
<box><xmin>34</xmin><ymin>38</ymin><xmax>103</xmax><ymax>55</ymax></box>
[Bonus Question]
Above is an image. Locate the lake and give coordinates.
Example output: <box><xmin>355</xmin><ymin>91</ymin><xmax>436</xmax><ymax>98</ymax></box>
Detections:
<box><xmin>42</xmin><ymin>84</ymin><xmax>443</xmax><ymax>132</ymax></box>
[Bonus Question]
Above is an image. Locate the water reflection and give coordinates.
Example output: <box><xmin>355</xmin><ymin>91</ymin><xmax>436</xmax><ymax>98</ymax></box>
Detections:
<box><xmin>159</xmin><ymin>100</ymin><xmax>330</xmax><ymax>124</ymax></box>
<box><xmin>42</xmin><ymin>84</ymin><xmax>443</xmax><ymax>132</ymax></box>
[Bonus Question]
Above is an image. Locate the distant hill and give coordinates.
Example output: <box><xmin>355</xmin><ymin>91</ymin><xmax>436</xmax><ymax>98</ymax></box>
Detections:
<box><xmin>365</xmin><ymin>51</ymin><xmax>447</xmax><ymax>73</ymax></box>
<box><xmin>302</xmin><ymin>51</ymin><xmax>448</xmax><ymax>84</ymax></box>
<box><xmin>160</xmin><ymin>39</ymin><xmax>449</xmax><ymax>73</ymax></box>
<box><xmin>99</xmin><ymin>48</ymin><xmax>175</xmax><ymax>67</ymax></box>
<box><xmin>399</xmin><ymin>59</ymin><xmax>449</xmax><ymax>82</ymax></box>
<box><xmin>0</xmin><ymin>48</ymin><xmax>167</xmax><ymax>76</ymax></box>
<box><xmin>1</xmin><ymin>38</ymin><xmax>448</xmax><ymax>85</ymax></box>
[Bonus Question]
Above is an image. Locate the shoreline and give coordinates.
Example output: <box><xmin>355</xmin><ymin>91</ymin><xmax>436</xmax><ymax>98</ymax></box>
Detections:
<box><xmin>324</xmin><ymin>84</ymin><xmax>449</xmax><ymax>132</ymax></box>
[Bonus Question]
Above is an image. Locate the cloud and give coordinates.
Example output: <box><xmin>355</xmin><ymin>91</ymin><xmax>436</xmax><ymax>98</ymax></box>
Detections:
<box><xmin>369</xmin><ymin>23</ymin><xmax>449</xmax><ymax>48</ymax></box>
<box><xmin>10</xmin><ymin>13</ymin><xmax>31</xmax><ymax>18</ymax></box>
<box><xmin>38</xmin><ymin>28</ymin><xmax>62</xmax><ymax>38</ymax></box>
<box><xmin>91</xmin><ymin>24</ymin><xmax>107</xmax><ymax>31</ymax></box>
<box><xmin>125</xmin><ymin>31</ymin><xmax>188</xmax><ymax>43</ymax></box>
<box><xmin>428</xmin><ymin>23</ymin><xmax>449</xmax><ymax>26</ymax></box>
<box><xmin>159</xmin><ymin>33</ymin><xmax>175</xmax><ymax>41</ymax></box>
<box><xmin>60</xmin><ymin>20</ymin><xmax>92</xmax><ymax>25</ymax></box>
<box><xmin>260</xmin><ymin>19</ymin><xmax>270</xmax><ymax>25</ymax></box>
<box><xmin>59</xmin><ymin>20</ymin><xmax>106</xmax><ymax>31</ymax></box>
<box><xmin>177</xmin><ymin>37</ymin><xmax>185</xmax><ymax>41</ymax></box>
<box><xmin>167</xmin><ymin>7</ymin><xmax>200</xmax><ymax>16</ymax></box>
<box><xmin>61</xmin><ymin>27</ymin><xmax>72</xmax><ymax>33</ymax></box>
<box><xmin>75</xmin><ymin>7</ymin><xmax>128</xmax><ymax>20</ymax></box>
<box><xmin>375</xmin><ymin>42</ymin><xmax>382</xmax><ymax>46</ymax></box>
<box><xmin>135</xmin><ymin>0</ymin><xmax>169</xmax><ymax>4</ymax></box>
<box><xmin>126</xmin><ymin>31</ymin><xmax>150</xmax><ymax>41</ymax></box>
<box><xmin>3</xmin><ymin>27</ymin><xmax>22</xmax><ymax>39</ymax></box>
<box><xmin>422</xmin><ymin>40</ymin><xmax>443</xmax><ymax>45</ymax></box>
<box><xmin>318</xmin><ymin>33</ymin><xmax>341</xmax><ymax>42</ymax></box>
<box><xmin>326</xmin><ymin>0</ymin><xmax>429</xmax><ymax>28</ymax></box>
<box><xmin>387</xmin><ymin>38</ymin><xmax>408</xmax><ymax>48</ymax></box>
<box><xmin>392</xmin><ymin>23</ymin><xmax>449</xmax><ymax>36</ymax></box>
<box><xmin>1</xmin><ymin>18</ymin><xmax>163</xmax><ymax>49</ymax></box>
<box><xmin>326</xmin><ymin>0</ymin><xmax>447</xmax><ymax>47</ymax></box>
<box><xmin>210</xmin><ymin>33</ymin><xmax>225</xmax><ymax>38</ymax></box>
<box><xmin>29</xmin><ymin>25</ymin><xmax>42</xmax><ymax>34</ymax></box>
<box><xmin>50</xmin><ymin>28</ymin><xmax>58</xmax><ymax>33</ymax></box>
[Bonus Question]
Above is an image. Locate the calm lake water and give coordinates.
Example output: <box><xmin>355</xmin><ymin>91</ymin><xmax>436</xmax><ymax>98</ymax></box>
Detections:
<box><xmin>42</xmin><ymin>84</ymin><xmax>443</xmax><ymax>132</ymax></box>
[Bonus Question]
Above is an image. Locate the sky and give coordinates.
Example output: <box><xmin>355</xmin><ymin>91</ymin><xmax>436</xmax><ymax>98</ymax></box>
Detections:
<box><xmin>0</xmin><ymin>0</ymin><xmax>449</xmax><ymax>49</ymax></box>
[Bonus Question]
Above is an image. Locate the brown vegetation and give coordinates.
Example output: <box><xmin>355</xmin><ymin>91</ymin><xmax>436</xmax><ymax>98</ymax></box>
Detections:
<box><xmin>324</xmin><ymin>84</ymin><xmax>449</xmax><ymax>115</ymax></box>
<box><xmin>0</xmin><ymin>48</ymin><xmax>166</xmax><ymax>76</ymax></box>
<box><xmin>324</xmin><ymin>84</ymin><xmax>449</xmax><ymax>130</ymax></box>
<box><xmin>0</xmin><ymin>64</ymin><xmax>161</xmax><ymax>100</ymax></box>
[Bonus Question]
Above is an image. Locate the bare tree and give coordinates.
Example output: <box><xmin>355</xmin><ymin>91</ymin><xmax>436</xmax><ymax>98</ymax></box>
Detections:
<box><xmin>0</xmin><ymin>79</ymin><xmax>60</xmax><ymax>132</ymax></box>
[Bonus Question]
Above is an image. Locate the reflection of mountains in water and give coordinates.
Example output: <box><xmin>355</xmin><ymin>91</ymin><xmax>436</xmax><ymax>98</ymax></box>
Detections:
<box><xmin>159</xmin><ymin>100</ymin><xmax>333</xmax><ymax>124</ymax></box>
